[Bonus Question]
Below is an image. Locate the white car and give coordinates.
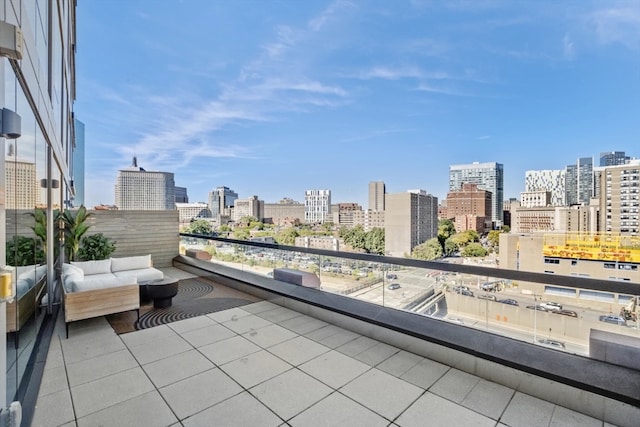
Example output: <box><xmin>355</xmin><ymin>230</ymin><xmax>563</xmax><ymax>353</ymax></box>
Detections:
<box><xmin>540</xmin><ymin>301</ymin><xmax>562</xmax><ymax>311</ymax></box>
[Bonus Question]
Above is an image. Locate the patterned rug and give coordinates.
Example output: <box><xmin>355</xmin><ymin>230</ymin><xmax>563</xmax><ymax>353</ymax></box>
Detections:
<box><xmin>106</xmin><ymin>277</ymin><xmax>259</xmax><ymax>333</ymax></box>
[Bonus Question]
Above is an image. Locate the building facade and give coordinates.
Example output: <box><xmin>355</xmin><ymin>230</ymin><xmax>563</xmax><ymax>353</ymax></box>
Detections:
<box><xmin>565</xmin><ymin>157</ymin><xmax>594</xmax><ymax>206</ymax></box>
<box><xmin>304</xmin><ymin>189</ymin><xmax>331</xmax><ymax>223</ymax></box>
<box><xmin>352</xmin><ymin>209</ymin><xmax>385</xmax><ymax>232</ymax></box>
<box><xmin>233</xmin><ymin>195</ymin><xmax>264</xmax><ymax>221</ymax></box>
<box><xmin>599</xmin><ymin>161</ymin><xmax>640</xmax><ymax>235</ymax></box>
<box><xmin>115</xmin><ymin>158</ymin><xmax>176</xmax><ymax>210</ymax></box>
<box><xmin>174</xmin><ymin>186</ymin><xmax>188</xmax><ymax>203</ymax></box>
<box><xmin>384</xmin><ymin>190</ymin><xmax>438</xmax><ymax>257</ymax></box>
<box><xmin>600</xmin><ymin>151</ymin><xmax>630</xmax><ymax>167</ymax></box>
<box><xmin>332</xmin><ymin>203</ymin><xmax>362</xmax><ymax>228</ymax></box>
<box><xmin>176</xmin><ymin>202</ymin><xmax>210</xmax><ymax>223</ymax></box>
<box><xmin>208</xmin><ymin>186</ymin><xmax>238</xmax><ymax>217</ymax></box>
<box><xmin>1</xmin><ymin>0</ymin><xmax>77</xmax><ymax>407</ymax></box>
<box><xmin>524</xmin><ymin>169</ymin><xmax>565</xmax><ymax>206</ymax></box>
<box><xmin>263</xmin><ymin>199</ymin><xmax>305</xmax><ymax>225</ymax></box>
<box><xmin>368</xmin><ymin>181</ymin><xmax>385</xmax><ymax>211</ymax></box>
<box><xmin>445</xmin><ymin>183</ymin><xmax>492</xmax><ymax>232</ymax></box>
<box><xmin>449</xmin><ymin>162</ymin><xmax>503</xmax><ymax>226</ymax></box>
<box><xmin>520</xmin><ymin>190</ymin><xmax>551</xmax><ymax>208</ymax></box>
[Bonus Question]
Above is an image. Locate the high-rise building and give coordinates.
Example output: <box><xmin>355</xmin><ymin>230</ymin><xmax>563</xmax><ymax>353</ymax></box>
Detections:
<box><xmin>520</xmin><ymin>190</ymin><xmax>551</xmax><ymax>208</ymax></box>
<box><xmin>263</xmin><ymin>198</ymin><xmax>305</xmax><ymax>225</ymax></box>
<box><xmin>115</xmin><ymin>157</ymin><xmax>176</xmax><ymax>210</ymax></box>
<box><xmin>72</xmin><ymin>119</ymin><xmax>85</xmax><ymax>207</ymax></box>
<box><xmin>600</xmin><ymin>151</ymin><xmax>630</xmax><ymax>167</ymax></box>
<box><xmin>368</xmin><ymin>181</ymin><xmax>385</xmax><ymax>211</ymax></box>
<box><xmin>233</xmin><ymin>195</ymin><xmax>264</xmax><ymax>221</ymax></box>
<box><xmin>524</xmin><ymin>169</ymin><xmax>565</xmax><ymax>206</ymax></box>
<box><xmin>565</xmin><ymin>157</ymin><xmax>594</xmax><ymax>206</ymax></box>
<box><xmin>384</xmin><ymin>189</ymin><xmax>438</xmax><ymax>257</ymax></box>
<box><xmin>304</xmin><ymin>189</ymin><xmax>331</xmax><ymax>223</ymax></box>
<box><xmin>208</xmin><ymin>186</ymin><xmax>238</xmax><ymax>217</ymax></box>
<box><xmin>176</xmin><ymin>202</ymin><xmax>210</xmax><ymax>223</ymax></box>
<box><xmin>175</xmin><ymin>186</ymin><xmax>188</xmax><ymax>203</ymax></box>
<box><xmin>599</xmin><ymin>161</ymin><xmax>640</xmax><ymax>235</ymax></box>
<box><xmin>449</xmin><ymin>162</ymin><xmax>503</xmax><ymax>225</ymax></box>
<box><xmin>332</xmin><ymin>203</ymin><xmax>362</xmax><ymax>228</ymax></box>
<box><xmin>4</xmin><ymin>143</ymin><xmax>39</xmax><ymax>209</ymax></box>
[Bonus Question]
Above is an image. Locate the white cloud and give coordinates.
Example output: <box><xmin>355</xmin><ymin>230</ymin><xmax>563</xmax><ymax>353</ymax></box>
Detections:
<box><xmin>589</xmin><ymin>5</ymin><xmax>640</xmax><ymax>50</ymax></box>
<box><xmin>563</xmin><ymin>33</ymin><xmax>575</xmax><ymax>60</ymax></box>
<box><xmin>308</xmin><ymin>0</ymin><xmax>355</xmax><ymax>31</ymax></box>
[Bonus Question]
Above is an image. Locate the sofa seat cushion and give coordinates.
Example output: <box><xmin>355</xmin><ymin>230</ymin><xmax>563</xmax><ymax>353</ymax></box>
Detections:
<box><xmin>111</xmin><ymin>255</ymin><xmax>152</xmax><ymax>272</ymax></box>
<box><xmin>72</xmin><ymin>275</ymin><xmax>134</xmax><ymax>292</ymax></box>
<box><xmin>15</xmin><ymin>265</ymin><xmax>47</xmax><ymax>297</ymax></box>
<box><xmin>113</xmin><ymin>268</ymin><xmax>163</xmax><ymax>283</ymax></box>
<box><xmin>72</xmin><ymin>259</ymin><xmax>112</xmax><ymax>276</ymax></box>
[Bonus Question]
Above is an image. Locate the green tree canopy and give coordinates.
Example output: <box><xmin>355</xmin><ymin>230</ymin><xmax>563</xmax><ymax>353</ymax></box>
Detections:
<box><xmin>188</xmin><ymin>219</ymin><xmax>213</xmax><ymax>235</ymax></box>
<box><xmin>411</xmin><ymin>238</ymin><xmax>443</xmax><ymax>260</ymax></box>
<box><xmin>276</xmin><ymin>228</ymin><xmax>299</xmax><ymax>245</ymax></box>
<box><xmin>461</xmin><ymin>242</ymin><xmax>488</xmax><ymax>257</ymax></box>
<box><xmin>233</xmin><ymin>228</ymin><xmax>250</xmax><ymax>240</ymax></box>
<box><xmin>365</xmin><ymin>227</ymin><xmax>385</xmax><ymax>255</ymax></box>
<box><xmin>342</xmin><ymin>225</ymin><xmax>367</xmax><ymax>250</ymax></box>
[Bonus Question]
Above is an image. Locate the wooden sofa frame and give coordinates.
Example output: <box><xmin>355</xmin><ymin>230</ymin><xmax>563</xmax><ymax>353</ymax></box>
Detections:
<box><xmin>6</xmin><ymin>277</ymin><xmax>46</xmax><ymax>347</ymax></box>
<box><xmin>62</xmin><ymin>282</ymin><xmax>140</xmax><ymax>338</ymax></box>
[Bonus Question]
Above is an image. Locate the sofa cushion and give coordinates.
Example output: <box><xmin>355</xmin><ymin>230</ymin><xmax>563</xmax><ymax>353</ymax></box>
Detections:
<box><xmin>111</xmin><ymin>255</ymin><xmax>151</xmax><ymax>272</ymax></box>
<box><xmin>72</xmin><ymin>259</ymin><xmax>112</xmax><ymax>276</ymax></box>
<box><xmin>113</xmin><ymin>268</ymin><xmax>163</xmax><ymax>283</ymax></box>
<box><xmin>72</xmin><ymin>275</ymin><xmax>134</xmax><ymax>292</ymax></box>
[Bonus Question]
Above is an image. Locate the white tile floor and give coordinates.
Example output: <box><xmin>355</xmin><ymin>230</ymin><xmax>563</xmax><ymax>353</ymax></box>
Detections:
<box><xmin>29</xmin><ymin>270</ymin><xmax>637</xmax><ymax>426</ymax></box>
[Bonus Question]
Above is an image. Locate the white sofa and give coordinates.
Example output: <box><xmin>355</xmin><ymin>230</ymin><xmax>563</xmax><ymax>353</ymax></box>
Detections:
<box><xmin>62</xmin><ymin>255</ymin><xmax>164</xmax><ymax>337</ymax></box>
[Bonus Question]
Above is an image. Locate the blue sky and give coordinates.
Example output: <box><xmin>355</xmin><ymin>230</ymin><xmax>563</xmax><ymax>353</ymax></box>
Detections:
<box><xmin>75</xmin><ymin>0</ymin><xmax>640</xmax><ymax>208</ymax></box>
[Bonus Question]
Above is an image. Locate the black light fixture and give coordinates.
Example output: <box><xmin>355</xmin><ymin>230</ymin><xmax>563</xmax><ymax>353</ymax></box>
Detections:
<box><xmin>0</xmin><ymin>108</ymin><xmax>21</xmax><ymax>139</ymax></box>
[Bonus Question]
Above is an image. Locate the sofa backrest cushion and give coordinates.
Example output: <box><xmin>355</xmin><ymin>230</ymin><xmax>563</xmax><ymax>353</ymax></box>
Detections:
<box><xmin>62</xmin><ymin>263</ymin><xmax>85</xmax><ymax>293</ymax></box>
<box><xmin>111</xmin><ymin>255</ymin><xmax>152</xmax><ymax>272</ymax></box>
<box><xmin>71</xmin><ymin>259</ymin><xmax>112</xmax><ymax>276</ymax></box>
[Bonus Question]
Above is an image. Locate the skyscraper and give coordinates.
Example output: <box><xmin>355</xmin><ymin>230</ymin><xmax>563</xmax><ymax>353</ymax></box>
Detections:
<box><xmin>4</xmin><ymin>143</ymin><xmax>39</xmax><ymax>209</ymax></box>
<box><xmin>304</xmin><ymin>189</ymin><xmax>331</xmax><ymax>223</ymax></box>
<box><xmin>449</xmin><ymin>162</ymin><xmax>503</xmax><ymax>225</ymax></box>
<box><xmin>565</xmin><ymin>157</ymin><xmax>593</xmax><ymax>206</ymax></box>
<box><xmin>115</xmin><ymin>157</ymin><xmax>176</xmax><ymax>210</ymax></box>
<box><xmin>208</xmin><ymin>186</ymin><xmax>238</xmax><ymax>217</ymax></box>
<box><xmin>385</xmin><ymin>190</ymin><xmax>438</xmax><ymax>257</ymax></box>
<box><xmin>368</xmin><ymin>181</ymin><xmax>385</xmax><ymax>211</ymax></box>
<box><xmin>600</xmin><ymin>151</ymin><xmax>629</xmax><ymax>167</ymax></box>
<box><xmin>599</xmin><ymin>161</ymin><xmax>640</xmax><ymax>235</ymax></box>
<box><xmin>175</xmin><ymin>186</ymin><xmax>188</xmax><ymax>203</ymax></box>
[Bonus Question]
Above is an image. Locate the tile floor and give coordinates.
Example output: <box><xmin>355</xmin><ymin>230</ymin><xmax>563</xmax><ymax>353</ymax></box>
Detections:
<box><xmin>30</xmin><ymin>270</ymin><xmax>630</xmax><ymax>427</ymax></box>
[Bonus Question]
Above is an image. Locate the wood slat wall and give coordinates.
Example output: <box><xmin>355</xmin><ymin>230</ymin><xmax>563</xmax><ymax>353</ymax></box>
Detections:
<box><xmin>6</xmin><ymin>209</ymin><xmax>180</xmax><ymax>267</ymax></box>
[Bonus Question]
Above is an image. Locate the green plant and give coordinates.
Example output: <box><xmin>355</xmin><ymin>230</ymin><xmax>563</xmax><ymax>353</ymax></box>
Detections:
<box><xmin>77</xmin><ymin>233</ymin><xmax>116</xmax><ymax>261</ymax></box>
<box><xmin>62</xmin><ymin>205</ymin><xmax>93</xmax><ymax>261</ymax></box>
<box><xmin>5</xmin><ymin>235</ymin><xmax>44</xmax><ymax>266</ymax></box>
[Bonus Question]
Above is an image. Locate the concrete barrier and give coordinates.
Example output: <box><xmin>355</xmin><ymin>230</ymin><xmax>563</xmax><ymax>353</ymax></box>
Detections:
<box><xmin>273</xmin><ymin>268</ymin><xmax>321</xmax><ymax>289</ymax></box>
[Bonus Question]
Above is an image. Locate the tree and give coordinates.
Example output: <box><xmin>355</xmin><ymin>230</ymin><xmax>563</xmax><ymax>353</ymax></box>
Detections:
<box><xmin>411</xmin><ymin>238</ymin><xmax>443</xmax><ymax>260</ymax></box>
<box><xmin>343</xmin><ymin>225</ymin><xmax>367</xmax><ymax>251</ymax></box>
<box><xmin>438</xmin><ymin>219</ymin><xmax>456</xmax><ymax>252</ymax></box>
<box><xmin>62</xmin><ymin>205</ymin><xmax>93</xmax><ymax>261</ymax></box>
<box><xmin>487</xmin><ymin>230</ymin><xmax>501</xmax><ymax>247</ymax></box>
<box><xmin>78</xmin><ymin>233</ymin><xmax>116</xmax><ymax>260</ymax></box>
<box><xmin>502</xmin><ymin>225</ymin><xmax>511</xmax><ymax>233</ymax></box>
<box><xmin>461</xmin><ymin>242</ymin><xmax>488</xmax><ymax>257</ymax></box>
<box><xmin>365</xmin><ymin>227</ymin><xmax>385</xmax><ymax>255</ymax></box>
<box><xmin>188</xmin><ymin>219</ymin><xmax>213</xmax><ymax>235</ymax></box>
<box><xmin>444</xmin><ymin>238</ymin><xmax>459</xmax><ymax>256</ymax></box>
<box><xmin>276</xmin><ymin>228</ymin><xmax>299</xmax><ymax>245</ymax></box>
<box><xmin>233</xmin><ymin>228</ymin><xmax>250</xmax><ymax>240</ymax></box>
<box><xmin>6</xmin><ymin>235</ymin><xmax>43</xmax><ymax>266</ymax></box>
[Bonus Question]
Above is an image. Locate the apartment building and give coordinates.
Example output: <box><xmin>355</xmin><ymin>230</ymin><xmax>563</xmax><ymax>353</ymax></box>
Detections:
<box><xmin>176</xmin><ymin>202</ymin><xmax>210</xmax><ymax>223</ymax></box>
<box><xmin>600</xmin><ymin>161</ymin><xmax>640</xmax><ymax>235</ymax></box>
<box><xmin>368</xmin><ymin>181</ymin><xmax>385</xmax><ymax>211</ymax></box>
<box><xmin>525</xmin><ymin>169</ymin><xmax>565</xmax><ymax>206</ymax></box>
<box><xmin>520</xmin><ymin>190</ymin><xmax>551</xmax><ymax>208</ymax></box>
<box><xmin>304</xmin><ymin>189</ymin><xmax>331</xmax><ymax>223</ymax></box>
<box><xmin>115</xmin><ymin>157</ymin><xmax>176</xmax><ymax>210</ymax></box>
<box><xmin>352</xmin><ymin>209</ymin><xmax>385</xmax><ymax>232</ymax></box>
<box><xmin>208</xmin><ymin>186</ymin><xmax>238</xmax><ymax>217</ymax></box>
<box><xmin>449</xmin><ymin>162</ymin><xmax>503</xmax><ymax>226</ymax></box>
<box><xmin>384</xmin><ymin>190</ymin><xmax>438</xmax><ymax>257</ymax></box>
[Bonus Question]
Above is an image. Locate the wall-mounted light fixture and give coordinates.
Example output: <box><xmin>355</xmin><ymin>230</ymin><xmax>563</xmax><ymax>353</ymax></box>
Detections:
<box><xmin>40</xmin><ymin>179</ymin><xmax>60</xmax><ymax>189</ymax></box>
<box><xmin>0</xmin><ymin>108</ymin><xmax>21</xmax><ymax>139</ymax></box>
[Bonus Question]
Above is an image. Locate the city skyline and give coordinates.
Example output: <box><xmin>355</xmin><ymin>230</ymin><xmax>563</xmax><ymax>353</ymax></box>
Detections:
<box><xmin>75</xmin><ymin>1</ymin><xmax>639</xmax><ymax>208</ymax></box>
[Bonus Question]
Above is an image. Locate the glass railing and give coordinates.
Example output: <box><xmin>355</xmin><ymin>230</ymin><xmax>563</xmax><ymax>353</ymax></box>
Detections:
<box><xmin>179</xmin><ymin>233</ymin><xmax>640</xmax><ymax>360</ymax></box>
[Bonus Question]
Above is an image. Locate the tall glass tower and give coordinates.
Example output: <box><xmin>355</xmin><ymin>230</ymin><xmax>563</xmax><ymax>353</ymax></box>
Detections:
<box><xmin>449</xmin><ymin>162</ymin><xmax>504</xmax><ymax>226</ymax></box>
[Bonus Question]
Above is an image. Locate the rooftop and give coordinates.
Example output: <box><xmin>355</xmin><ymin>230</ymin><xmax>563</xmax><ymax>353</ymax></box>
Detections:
<box><xmin>30</xmin><ymin>266</ymin><xmax>638</xmax><ymax>426</ymax></box>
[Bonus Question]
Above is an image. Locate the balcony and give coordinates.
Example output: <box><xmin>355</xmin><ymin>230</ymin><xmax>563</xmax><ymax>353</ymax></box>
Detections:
<box><xmin>22</xmin><ymin>233</ymin><xmax>640</xmax><ymax>426</ymax></box>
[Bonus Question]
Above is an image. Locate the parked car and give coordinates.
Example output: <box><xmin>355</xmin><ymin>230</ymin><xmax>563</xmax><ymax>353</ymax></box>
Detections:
<box><xmin>499</xmin><ymin>299</ymin><xmax>519</xmax><ymax>306</ymax></box>
<box><xmin>480</xmin><ymin>282</ymin><xmax>499</xmax><ymax>292</ymax></box>
<box><xmin>387</xmin><ymin>283</ymin><xmax>401</xmax><ymax>290</ymax></box>
<box><xmin>540</xmin><ymin>301</ymin><xmax>562</xmax><ymax>311</ymax></box>
<box><xmin>460</xmin><ymin>289</ymin><xmax>474</xmax><ymax>297</ymax></box>
<box><xmin>599</xmin><ymin>314</ymin><xmax>627</xmax><ymax>326</ymax></box>
<box><xmin>478</xmin><ymin>294</ymin><xmax>497</xmax><ymax>301</ymax></box>
<box><xmin>526</xmin><ymin>305</ymin><xmax>547</xmax><ymax>311</ymax></box>
<box><xmin>386</xmin><ymin>273</ymin><xmax>398</xmax><ymax>280</ymax></box>
<box><xmin>537</xmin><ymin>339</ymin><xmax>566</xmax><ymax>349</ymax></box>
